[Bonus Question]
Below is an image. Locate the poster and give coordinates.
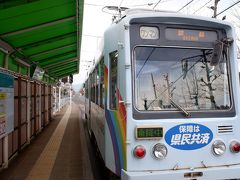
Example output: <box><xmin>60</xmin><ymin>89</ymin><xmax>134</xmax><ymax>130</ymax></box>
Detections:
<box><xmin>32</xmin><ymin>66</ymin><xmax>44</xmax><ymax>81</ymax></box>
<box><xmin>0</xmin><ymin>72</ymin><xmax>14</xmax><ymax>139</ymax></box>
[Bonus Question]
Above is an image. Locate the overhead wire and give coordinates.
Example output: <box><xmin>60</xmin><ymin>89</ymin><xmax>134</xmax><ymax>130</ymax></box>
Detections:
<box><xmin>119</xmin><ymin>0</ymin><xmax>124</xmax><ymax>7</ymax></box>
<box><xmin>161</xmin><ymin>0</ymin><xmax>179</xmax><ymax>3</ymax></box>
<box><xmin>153</xmin><ymin>0</ymin><xmax>163</xmax><ymax>9</ymax></box>
<box><xmin>177</xmin><ymin>0</ymin><xmax>195</xmax><ymax>12</ymax></box>
<box><xmin>193</xmin><ymin>0</ymin><xmax>213</xmax><ymax>14</ymax></box>
<box><xmin>84</xmin><ymin>3</ymin><xmax>105</xmax><ymax>7</ymax></box>
<box><xmin>128</xmin><ymin>3</ymin><xmax>154</xmax><ymax>7</ymax></box>
<box><xmin>214</xmin><ymin>0</ymin><xmax>240</xmax><ymax>17</ymax></box>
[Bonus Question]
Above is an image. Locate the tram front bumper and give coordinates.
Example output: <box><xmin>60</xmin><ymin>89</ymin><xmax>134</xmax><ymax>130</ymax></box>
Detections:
<box><xmin>121</xmin><ymin>164</ymin><xmax>240</xmax><ymax>180</ymax></box>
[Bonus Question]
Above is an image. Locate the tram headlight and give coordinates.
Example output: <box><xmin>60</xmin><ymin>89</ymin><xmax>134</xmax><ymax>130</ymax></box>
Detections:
<box><xmin>212</xmin><ymin>140</ymin><xmax>226</xmax><ymax>156</ymax></box>
<box><xmin>152</xmin><ymin>143</ymin><xmax>168</xmax><ymax>160</ymax></box>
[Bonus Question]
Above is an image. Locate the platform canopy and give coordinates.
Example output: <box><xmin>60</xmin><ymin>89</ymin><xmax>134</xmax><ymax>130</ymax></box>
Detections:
<box><xmin>0</xmin><ymin>0</ymin><xmax>83</xmax><ymax>79</ymax></box>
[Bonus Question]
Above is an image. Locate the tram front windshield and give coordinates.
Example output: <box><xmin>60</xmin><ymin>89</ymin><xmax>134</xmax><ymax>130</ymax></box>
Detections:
<box><xmin>134</xmin><ymin>47</ymin><xmax>231</xmax><ymax>111</ymax></box>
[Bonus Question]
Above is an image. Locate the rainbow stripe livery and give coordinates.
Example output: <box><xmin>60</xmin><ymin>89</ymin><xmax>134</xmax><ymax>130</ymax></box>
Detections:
<box><xmin>104</xmin><ymin>66</ymin><xmax>126</xmax><ymax>176</ymax></box>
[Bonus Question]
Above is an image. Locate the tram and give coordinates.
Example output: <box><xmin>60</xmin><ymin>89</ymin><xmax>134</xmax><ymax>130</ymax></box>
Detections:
<box><xmin>84</xmin><ymin>9</ymin><xmax>240</xmax><ymax>180</ymax></box>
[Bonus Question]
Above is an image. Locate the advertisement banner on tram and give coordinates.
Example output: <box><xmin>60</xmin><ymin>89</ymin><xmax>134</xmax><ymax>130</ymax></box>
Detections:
<box><xmin>165</xmin><ymin>123</ymin><xmax>213</xmax><ymax>150</ymax></box>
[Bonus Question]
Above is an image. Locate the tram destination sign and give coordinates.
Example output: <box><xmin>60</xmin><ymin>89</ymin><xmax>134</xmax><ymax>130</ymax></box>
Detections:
<box><xmin>136</xmin><ymin>126</ymin><xmax>163</xmax><ymax>139</ymax></box>
<box><xmin>165</xmin><ymin>28</ymin><xmax>217</xmax><ymax>42</ymax></box>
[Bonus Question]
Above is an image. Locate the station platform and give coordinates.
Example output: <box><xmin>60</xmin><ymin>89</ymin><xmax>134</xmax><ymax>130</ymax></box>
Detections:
<box><xmin>0</xmin><ymin>99</ymin><xmax>94</xmax><ymax>180</ymax></box>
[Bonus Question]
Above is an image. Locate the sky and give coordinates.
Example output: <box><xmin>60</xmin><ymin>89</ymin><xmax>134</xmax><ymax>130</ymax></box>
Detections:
<box><xmin>72</xmin><ymin>0</ymin><xmax>240</xmax><ymax>91</ymax></box>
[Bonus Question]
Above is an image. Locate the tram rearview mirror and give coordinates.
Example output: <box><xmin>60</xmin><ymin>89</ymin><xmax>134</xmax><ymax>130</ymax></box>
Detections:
<box><xmin>210</xmin><ymin>41</ymin><xmax>223</xmax><ymax>66</ymax></box>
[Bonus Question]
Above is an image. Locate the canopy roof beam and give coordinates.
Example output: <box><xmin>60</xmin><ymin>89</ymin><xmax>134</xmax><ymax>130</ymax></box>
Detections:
<box><xmin>44</xmin><ymin>58</ymin><xmax>78</xmax><ymax>69</ymax></box>
<box><xmin>47</xmin><ymin>62</ymin><xmax>77</xmax><ymax>72</ymax></box>
<box><xmin>0</xmin><ymin>39</ymin><xmax>15</xmax><ymax>54</ymax></box>
<box><xmin>18</xmin><ymin>32</ymin><xmax>76</xmax><ymax>49</ymax></box>
<box><xmin>55</xmin><ymin>71</ymin><xmax>76</xmax><ymax>78</ymax></box>
<box><xmin>34</xmin><ymin>50</ymin><xmax>76</xmax><ymax>63</ymax></box>
<box><xmin>0</xmin><ymin>16</ymin><xmax>75</xmax><ymax>38</ymax></box>
<box><xmin>52</xmin><ymin>69</ymin><xmax>76</xmax><ymax>78</ymax></box>
<box><xmin>51</xmin><ymin>67</ymin><xmax>76</xmax><ymax>75</ymax></box>
<box><xmin>50</xmin><ymin>64</ymin><xmax>77</xmax><ymax>73</ymax></box>
<box><xmin>29</xmin><ymin>44</ymin><xmax>76</xmax><ymax>58</ymax></box>
<box><xmin>40</xmin><ymin>55</ymin><xmax>77</xmax><ymax>67</ymax></box>
<box><xmin>0</xmin><ymin>38</ymin><xmax>33</xmax><ymax>66</ymax></box>
<box><xmin>57</xmin><ymin>73</ymin><xmax>75</xmax><ymax>78</ymax></box>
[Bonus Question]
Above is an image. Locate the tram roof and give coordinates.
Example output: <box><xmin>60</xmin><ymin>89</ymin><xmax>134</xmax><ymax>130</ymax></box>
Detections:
<box><xmin>0</xmin><ymin>0</ymin><xmax>83</xmax><ymax>79</ymax></box>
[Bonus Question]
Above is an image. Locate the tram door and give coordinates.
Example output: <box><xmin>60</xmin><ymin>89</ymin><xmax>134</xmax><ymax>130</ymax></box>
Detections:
<box><xmin>105</xmin><ymin>50</ymin><xmax>119</xmax><ymax>172</ymax></box>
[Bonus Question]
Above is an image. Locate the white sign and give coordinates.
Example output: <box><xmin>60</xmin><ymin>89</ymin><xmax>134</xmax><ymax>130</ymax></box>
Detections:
<box><xmin>0</xmin><ymin>72</ymin><xmax>14</xmax><ymax>138</ymax></box>
<box><xmin>140</xmin><ymin>26</ymin><xmax>159</xmax><ymax>40</ymax></box>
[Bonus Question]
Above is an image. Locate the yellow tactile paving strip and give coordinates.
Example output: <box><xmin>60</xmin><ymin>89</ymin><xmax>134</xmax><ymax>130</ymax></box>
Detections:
<box><xmin>26</xmin><ymin>105</ymin><xmax>72</xmax><ymax>180</ymax></box>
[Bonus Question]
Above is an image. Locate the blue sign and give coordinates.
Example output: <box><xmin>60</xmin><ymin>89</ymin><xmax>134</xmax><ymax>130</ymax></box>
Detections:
<box><xmin>165</xmin><ymin>123</ymin><xmax>213</xmax><ymax>150</ymax></box>
<box><xmin>0</xmin><ymin>72</ymin><xmax>14</xmax><ymax>88</ymax></box>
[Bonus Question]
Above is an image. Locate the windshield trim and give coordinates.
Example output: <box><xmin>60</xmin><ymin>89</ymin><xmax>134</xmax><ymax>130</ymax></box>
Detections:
<box><xmin>131</xmin><ymin>45</ymin><xmax>235</xmax><ymax>119</ymax></box>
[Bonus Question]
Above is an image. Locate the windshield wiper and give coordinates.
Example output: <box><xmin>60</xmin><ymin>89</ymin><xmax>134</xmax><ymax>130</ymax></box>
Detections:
<box><xmin>169</xmin><ymin>97</ymin><xmax>191</xmax><ymax>118</ymax></box>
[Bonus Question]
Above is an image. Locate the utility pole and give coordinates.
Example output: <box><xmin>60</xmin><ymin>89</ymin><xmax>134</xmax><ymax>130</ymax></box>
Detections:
<box><xmin>212</xmin><ymin>0</ymin><xmax>220</xmax><ymax>18</ymax></box>
<box><xmin>164</xmin><ymin>74</ymin><xmax>171</xmax><ymax>104</ymax></box>
<box><xmin>151</xmin><ymin>73</ymin><xmax>157</xmax><ymax>99</ymax></box>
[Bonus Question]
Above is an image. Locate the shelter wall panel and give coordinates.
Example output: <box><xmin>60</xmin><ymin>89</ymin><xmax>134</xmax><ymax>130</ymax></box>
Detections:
<box><xmin>45</xmin><ymin>95</ymin><xmax>48</xmax><ymax>110</ymax></box>
<box><xmin>44</xmin><ymin>93</ymin><xmax>49</xmax><ymax>125</ymax></box>
<box><xmin>21</xmin><ymin>98</ymin><xmax>27</xmax><ymax>124</ymax></box>
<box><xmin>21</xmin><ymin>80</ymin><xmax>27</xmax><ymax>97</ymax></box>
<box><xmin>30</xmin><ymin>81</ymin><xmax>37</xmax><ymax>137</ymax></box>
<box><xmin>41</xmin><ymin>102</ymin><xmax>45</xmax><ymax>126</ymax></box>
<box><xmin>8</xmin><ymin>57</ymin><xmax>18</xmax><ymax>73</ymax></box>
<box><xmin>14</xmin><ymin>99</ymin><xmax>18</xmax><ymax>128</ymax></box>
<box><xmin>0</xmin><ymin>138</ymin><xmax>2</xmax><ymax>166</ymax></box>
<box><xmin>36</xmin><ymin>116</ymin><xmax>39</xmax><ymax>132</ymax></box>
<box><xmin>36</xmin><ymin>96</ymin><xmax>40</xmax><ymax>111</ymax></box>
<box><xmin>41</xmin><ymin>84</ymin><xmax>45</xmax><ymax>94</ymax></box>
<box><xmin>21</xmin><ymin>125</ymin><xmax>27</xmax><ymax>146</ymax></box>
<box><xmin>36</xmin><ymin>82</ymin><xmax>40</xmax><ymax>131</ymax></box>
<box><xmin>41</xmin><ymin>96</ymin><xmax>44</xmax><ymax>112</ymax></box>
<box><xmin>31</xmin><ymin>97</ymin><xmax>35</xmax><ymax>119</ymax></box>
<box><xmin>41</xmin><ymin>84</ymin><xmax>45</xmax><ymax>127</ymax></box>
<box><xmin>31</xmin><ymin>120</ymin><xmax>34</xmax><ymax>137</ymax></box>
<box><xmin>13</xmin><ymin>130</ymin><xmax>18</xmax><ymax>154</ymax></box>
<box><xmin>0</xmin><ymin>52</ymin><xmax>4</xmax><ymax>68</ymax></box>
<box><xmin>8</xmin><ymin>132</ymin><xmax>13</xmax><ymax>158</ymax></box>
<box><xmin>21</xmin><ymin>67</ymin><xmax>28</xmax><ymax>76</ymax></box>
<box><xmin>14</xmin><ymin>79</ymin><xmax>18</xmax><ymax>96</ymax></box>
<box><xmin>36</xmin><ymin>84</ymin><xmax>40</xmax><ymax>95</ymax></box>
<box><xmin>41</xmin><ymin>113</ymin><xmax>44</xmax><ymax>127</ymax></box>
<box><xmin>48</xmin><ymin>87</ymin><xmax>52</xmax><ymax>120</ymax></box>
<box><xmin>45</xmin><ymin>111</ymin><xmax>49</xmax><ymax>125</ymax></box>
<box><xmin>31</xmin><ymin>82</ymin><xmax>35</xmax><ymax>96</ymax></box>
<box><xmin>45</xmin><ymin>86</ymin><xmax>48</xmax><ymax>95</ymax></box>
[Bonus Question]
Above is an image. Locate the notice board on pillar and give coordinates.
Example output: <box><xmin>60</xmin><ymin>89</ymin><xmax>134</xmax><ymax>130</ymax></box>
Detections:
<box><xmin>0</xmin><ymin>72</ymin><xmax>14</xmax><ymax>139</ymax></box>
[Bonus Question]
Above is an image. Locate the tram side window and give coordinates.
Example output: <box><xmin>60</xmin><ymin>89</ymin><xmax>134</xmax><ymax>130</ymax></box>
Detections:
<box><xmin>91</xmin><ymin>73</ymin><xmax>95</xmax><ymax>103</ymax></box>
<box><xmin>90</xmin><ymin>75</ymin><xmax>92</xmax><ymax>101</ymax></box>
<box><xmin>85</xmin><ymin>81</ymin><xmax>88</xmax><ymax>98</ymax></box>
<box><xmin>96</xmin><ymin>65</ymin><xmax>99</xmax><ymax>105</ymax></box>
<box><xmin>94</xmin><ymin>71</ymin><xmax>96</xmax><ymax>103</ymax></box>
<box><xmin>99</xmin><ymin>57</ymin><xmax>104</xmax><ymax>108</ymax></box>
<box><xmin>109</xmin><ymin>51</ymin><xmax>118</xmax><ymax>110</ymax></box>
